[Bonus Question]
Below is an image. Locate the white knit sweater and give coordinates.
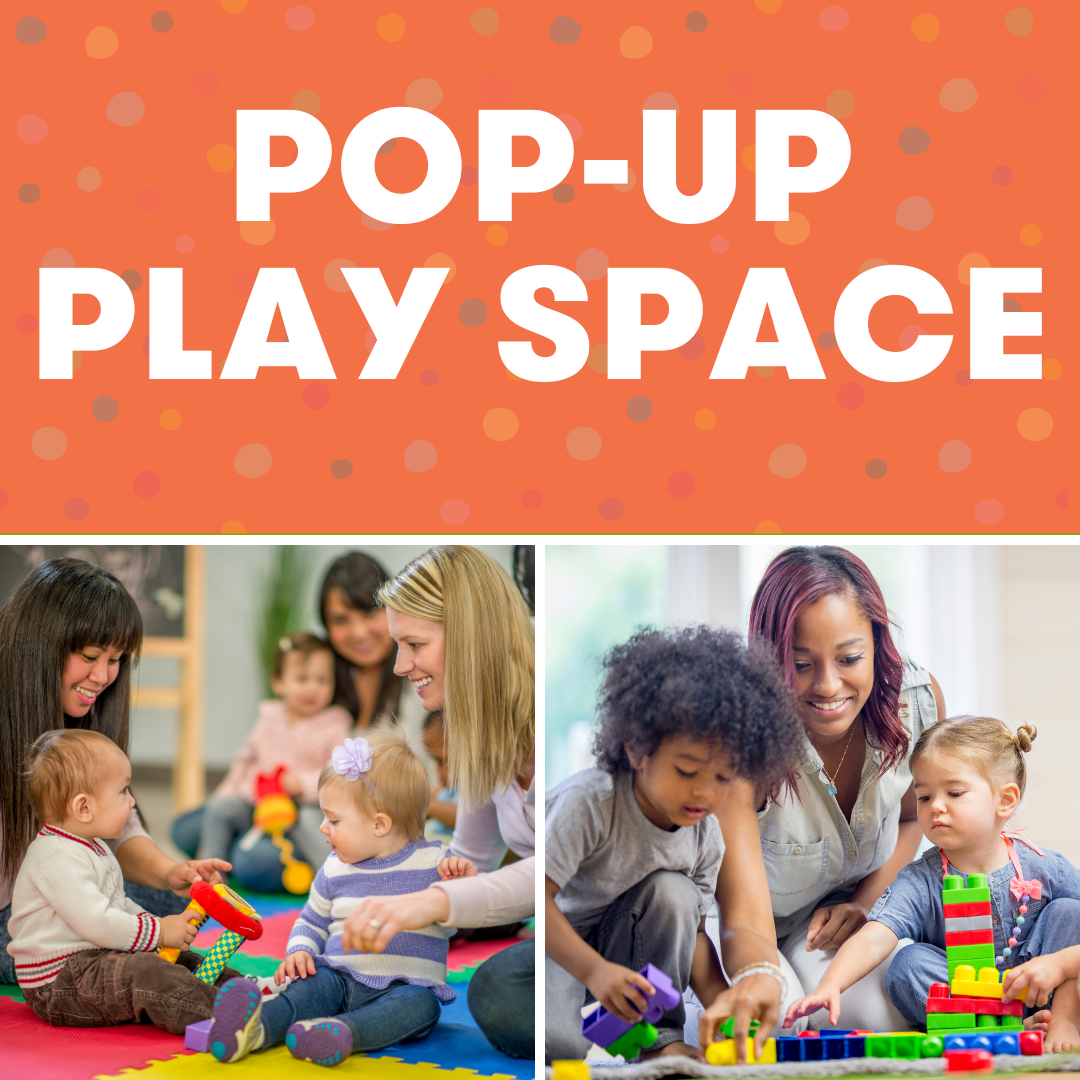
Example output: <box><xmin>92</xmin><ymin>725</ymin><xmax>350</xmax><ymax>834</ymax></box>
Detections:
<box><xmin>6</xmin><ymin>825</ymin><xmax>161</xmax><ymax>988</ymax></box>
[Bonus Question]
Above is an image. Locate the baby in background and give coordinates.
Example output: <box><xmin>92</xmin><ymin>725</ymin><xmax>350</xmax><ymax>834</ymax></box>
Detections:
<box><xmin>7</xmin><ymin>729</ymin><xmax>239</xmax><ymax>1033</ymax></box>
<box><xmin>785</xmin><ymin>716</ymin><xmax>1080</xmax><ymax>1053</ymax></box>
<box><xmin>208</xmin><ymin>729</ymin><xmax>476</xmax><ymax>1067</ymax></box>
<box><xmin>197</xmin><ymin>633</ymin><xmax>351</xmax><ymax>871</ymax></box>
<box><xmin>422</xmin><ymin>710</ymin><xmax>458</xmax><ymax>842</ymax></box>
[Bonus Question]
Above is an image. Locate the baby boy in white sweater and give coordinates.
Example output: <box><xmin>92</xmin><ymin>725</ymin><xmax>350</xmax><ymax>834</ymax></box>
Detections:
<box><xmin>7</xmin><ymin>728</ymin><xmax>239</xmax><ymax>1033</ymax></box>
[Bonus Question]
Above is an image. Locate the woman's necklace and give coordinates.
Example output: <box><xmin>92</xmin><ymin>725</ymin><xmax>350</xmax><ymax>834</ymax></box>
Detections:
<box><xmin>820</xmin><ymin>723</ymin><xmax>856</xmax><ymax>797</ymax></box>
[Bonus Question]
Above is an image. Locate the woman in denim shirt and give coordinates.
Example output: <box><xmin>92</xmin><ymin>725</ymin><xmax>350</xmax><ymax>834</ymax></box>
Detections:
<box><xmin>698</xmin><ymin>547</ymin><xmax>945</xmax><ymax>1042</ymax></box>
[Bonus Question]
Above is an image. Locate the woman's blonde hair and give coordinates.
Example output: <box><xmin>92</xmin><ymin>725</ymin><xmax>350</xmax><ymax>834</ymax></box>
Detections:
<box><xmin>910</xmin><ymin>715</ymin><xmax>1038</xmax><ymax>797</ymax></box>
<box><xmin>318</xmin><ymin>729</ymin><xmax>430</xmax><ymax>841</ymax></box>
<box><xmin>378</xmin><ymin>546</ymin><xmax>534</xmax><ymax>807</ymax></box>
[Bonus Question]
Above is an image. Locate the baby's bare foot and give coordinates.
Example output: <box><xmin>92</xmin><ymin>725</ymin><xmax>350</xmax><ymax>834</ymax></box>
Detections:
<box><xmin>1045</xmin><ymin>1018</ymin><xmax>1080</xmax><ymax>1054</ymax></box>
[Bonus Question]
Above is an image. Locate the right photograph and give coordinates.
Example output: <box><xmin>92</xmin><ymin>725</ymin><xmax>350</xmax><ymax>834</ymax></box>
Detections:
<box><xmin>545</xmin><ymin>544</ymin><xmax>1080</xmax><ymax>1069</ymax></box>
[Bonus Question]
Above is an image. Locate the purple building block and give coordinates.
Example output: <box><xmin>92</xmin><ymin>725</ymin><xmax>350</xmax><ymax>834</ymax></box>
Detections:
<box><xmin>185</xmin><ymin>1018</ymin><xmax>212</xmax><ymax>1052</ymax></box>
<box><xmin>580</xmin><ymin>964</ymin><xmax>679</xmax><ymax>1048</ymax></box>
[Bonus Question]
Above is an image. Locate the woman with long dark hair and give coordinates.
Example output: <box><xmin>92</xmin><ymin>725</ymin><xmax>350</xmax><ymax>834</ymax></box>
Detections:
<box><xmin>700</xmin><ymin>546</ymin><xmax>945</xmax><ymax>1043</ymax></box>
<box><xmin>0</xmin><ymin>559</ymin><xmax>229</xmax><ymax>983</ymax></box>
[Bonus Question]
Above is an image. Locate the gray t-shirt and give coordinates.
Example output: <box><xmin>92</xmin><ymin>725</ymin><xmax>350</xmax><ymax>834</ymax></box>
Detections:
<box><xmin>545</xmin><ymin>767</ymin><xmax>725</xmax><ymax>931</ymax></box>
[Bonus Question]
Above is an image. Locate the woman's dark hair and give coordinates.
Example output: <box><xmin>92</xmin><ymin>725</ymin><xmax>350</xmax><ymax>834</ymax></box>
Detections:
<box><xmin>512</xmin><ymin>545</ymin><xmax>535</xmax><ymax>614</ymax></box>
<box><xmin>0</xmin><ymin>558</ymin><xmax>143</xmax><ymax>884</ymax></box>
<box><xmin>318</xmin><ymin>552</ymin><xmax>401</xmax><ymax>723</ymax></box>
<box><xmin>592</xmin><ymin>625</ymin><xmax>801</xmax><ymax>791</ymax></box>
<box><xmin>748</xmin><ymin>546</ymin><xmax>908</xmax><ymax>796</ymax></box>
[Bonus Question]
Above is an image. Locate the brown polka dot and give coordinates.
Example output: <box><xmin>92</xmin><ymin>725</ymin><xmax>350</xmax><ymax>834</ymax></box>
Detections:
<box><xmin>323</xmin><ymin>258</ymin><xmax>356</xmax><ymax>292</ymax></box>
<box><xmin>598</xmin><ymin>498</ymin><xmax>624</xmax><ymax>521</ymax></box>
<box><xmin>404</xmin><ymin>78</ymin><xmax>443</xmax><ymax>111</ymax></box>
<box><xmin>939</xmin><ymin>78</ymin><xmax>978</xmax><ymax>114</ymax></box>
<box><xmin>32</xmin><ymin>427</ymin><xmax>67</xmax><ymax>460</ymax></box>
<box><xmin>1005</xmin><ymin>8</ymin><xmax>1033</xmax><ymax>36</ymax></box>
<box><xmin>120</xmin><ymin>269</ymin><xmax>142</xmax><ymax>292</ymax></box>
<box><xmin>939</xmin><ymin>440</ymin><xmax>972</xmax><ymax>473</ymax></box>
<box><xmin>896</xmin><ymin>197</ymin><xmax>934</xmax><ymax>231</ymax></box>
<box><xmin>553</xmin><ymin>183</ymin><xmax>574</xmax><ymax>203</ymax></box>
<box><xmin>15</xmin><ymin>17</ymin><xmax>47</xmax><ymax>45</ymax></box>
<box><xmin>865</xmin><ymin>459</ymin><xmax>887</xmax><ymax>479</ymax></box>
<box><xmin>576</xmin><ymin>248</ymin><xmax>609</xmax><ymax>281</ymax></box>
<box><xmin>291</xmin><ymin>89</ymin><xmax>320</xmax><ymax>115</ymax></box>
<box><xmin>234</xmin><ymin>443</ymin><xmax>273</xmax><ymax>478</ymax></box>
<box><xmin>859</xmin><ymin>258</ymin><xmax>889</xmax><ymax>273</ymax></box>
<box><xmin>587</xmin><ymin>344</ymin><xmax>607</xmax><ymax>374</ymax></box>
<box><xmin>768</xmin><ymin>444</ymin><xmax>807</xmax><ymax>478</ymax></box>
<box><xmin>613</xmin><ymin>168</ymin><xmax>636</xmax><ymax>192</ymax></box>
<box><xmin>643</xmin><ymin>92</ymin><xmax>679</xmax><ymax>114</ymax></box>
<box><xmin>361</xmin><ymin>212</ymin><xmax>393</xmax><ymax>231</ymax></box>
<box><xmin>899</xmin><ymin>126</ymin><xmax>931</xmax><ymax>155</ymax></box>
<box><xmin>107</xmin><ymin>92</ymin><xmax>145</xmax><ymax>127</ymax></box>
<box><xmin>404</xmin><ymin>439</ymin><xmax>437</xmax><ymax>472</ymax></box>
<box><xmin>567</xmin><ymin>427</ymin><xmax>602</xmax><ymax>460</ymax></box>
<box><xmin>18</xmin><ymin>184</ymin><xmax>40</xmax><ymax>203</ymax></box>
<box><xmin>92</xmin><ymin>395</ymin><xmax>118</xmax><ymax>422</ymax></box>
<box><xmin>685</xmin><ymin>11</ymin><xmax>708</xmax><ymax>32</ymax></box>
<box><xmin>626</xmin><ymin>395</ymin><xmax>652</xmax><ymax>422</ymax></box>
<box><xmin>150</xmin><ymin>11</ymin><xmax>174</xmax><ymax>32</ymax></box>
<box><xmin>42</xmin><ymin>248</ymin><xmax>74</xmax><ymax>268</ymax></box>
<box><xmin>458</xmin><ymin>299</ymin><xmax>487</xmax><ymax>327</ymax></box>
<box><xmin>330</xmin><ymin>458</ymin><xmax>353</xmax><ymax>479</ymax></box>
<box><xmin>470</xmin><ymin>8</ymin><xmax>499</xmax><ymax>36</ymax></box>
<box><xmin>549</xmin><ymin>16</ymin><xmax>581</xmax><ymax>44</ymax></box>
<box><xmin>1003</xmin><ymin>297</ymin><xmax>1022</xmax><ymax>312</ymax></box>
<box><xmin>818</xmin><ymin>331</ymin><xmax>836</xmax><ymax>349</ymax></box>
<box><xmin>377</xmin><ymin>139</ymin><xmax>396</xmax><ymax>156</ymax></box>
<box><xmin>826</xmin><ymin>90</ymin><xmax>854</xmax><ymax>119</ymax></box>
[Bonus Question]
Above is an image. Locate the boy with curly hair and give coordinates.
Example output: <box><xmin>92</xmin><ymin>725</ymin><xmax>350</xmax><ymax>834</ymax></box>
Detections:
<box><xmin>545</xmin><ymin>626</ymin><xmax>801</xmax><ymax>1061</ymax></box>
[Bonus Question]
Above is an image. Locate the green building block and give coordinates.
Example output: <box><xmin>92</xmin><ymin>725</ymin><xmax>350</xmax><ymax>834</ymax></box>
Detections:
<box><xmin>999</xmin><ymin>1016</ymin><xmax>1023</xmax><ymax>1030</ymax></box>
<box><xmin>928</xmin><ymin>1013</ymin><xmax>975</xmax><ymax>1030</ymax></box>
<box><xmin>976</xmin><ymin>1014</ymin><xmax>999</xmax><ymax>1028</ymax></box>
<box><xmin>943</xmin><ymin>887</ymin><xmax>991</xmax><ymax>904</ymax></box>
<box><xmin>921</xmin><ymin>1036</ymin><xmax>945</xmax><ymax>1057</ymax></box>
<box><xmin>946</xmin><ymin>944</ymin><xmax>997</xmax><ymax>962</ymax></box>
<box><xmin>607</xmin><ymin>1022</ymin><xmax>657</xmax><ymax>1061</ymax></box>
<box><xmin>866</xmin><ymin>1034</ymin><xmax>922</xmax><ymax>1059</ymax></box>
<box><xmin>718</xmin><ymin>1017</ymin><xmax>760</xmax><ymax>1038</ymax></box>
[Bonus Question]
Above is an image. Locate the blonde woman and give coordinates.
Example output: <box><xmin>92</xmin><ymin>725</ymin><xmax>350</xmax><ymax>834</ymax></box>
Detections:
<box><xmin>340</xmin><ymin>547</ymin><xmax>535</xmax><ymax>1060</ymax></box>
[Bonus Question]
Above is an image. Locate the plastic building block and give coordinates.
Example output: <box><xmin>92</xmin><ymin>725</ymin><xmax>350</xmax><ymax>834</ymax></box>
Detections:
<box><xmin>718</xmin><ymin>1017</ymin><xmax>760</xmax><ymax>1039</ymax></box>
<box><xmin>927</xmin><ymin>1013</ymin><xmax>975</xmax><ymax>1030</ymax></box>
<box><xmin>579</xmin><ymin>963</ymin><xmax>679</xmax><ymax>1050</ymax></box>
<box><xmin>1020</xmin><ymin>1030</ymin><xmax>1044</xmax><ymax>1055</ymax></box>
<box><xmin>606</xmin><ymin>1022</ymin><xmax>657</xmax><ymax>1061</ymax></box>
<box><xmin>945</xmin><ymin>1049</ymin><xmax>994</xmax><ymax>1072</ymax></box>
<box><xmin>705</xmin><ymin>1037</ymin><xmax>776</xmax><ymax>1065</ymax></box>
<box><xmin>942</xmin><ymin>900</ymin><xmax>993</xmax><ymax>919</ymax></box>
<box><xmin>929</xmin><ymin>983</ymin><xmax>950</xmax><ymax>998</ymax></box>
<box><xmin>926</xmin><ymin>997</ymin><xmax>1023</xmax><ymax>1016</ymax></box>
<box><xmin>551</xmin><ymin>1062</ymin><xmax>590</xmax><ymax>1080</ymax></box>
<box><xmin>185</xmin><ymin>1018</ymin><xmax>212</xmax><ymax>1052</ymax></box>
<box><xmin>951</xmin><ymin>964</ymin><xmax>1005</xmax><ymax>999</ymax></box>
<box><xmin>946</xmin><ymin>943</ymin><xmax>996</xmax><ymax>960</ymax></box>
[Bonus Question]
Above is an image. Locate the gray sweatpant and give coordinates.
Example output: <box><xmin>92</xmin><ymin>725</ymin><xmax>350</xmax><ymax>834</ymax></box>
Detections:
<box><xmin>546</xmin><ymin>869</ymin><xmax>700</xmax><ymax>1061</ymax></box>
<box><xmin>197</xmin><ymin>794</ymin><xmax>326</xmax><ymax>866</ymax></box>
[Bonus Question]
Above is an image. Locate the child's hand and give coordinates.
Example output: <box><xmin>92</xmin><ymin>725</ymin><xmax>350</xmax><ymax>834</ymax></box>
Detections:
<box><xmin>277</xmin><ymin>952</ymin><xmax>318</xmax><ymax>984</ymax></box>
<box><xmin>784</xmin><ymin>985</ymin><xmax>841</xmax><ymax>1028</ymax></box>
<box><xmin>1003</xmin><ymin>955</ymin><xmax>1063</xmax><ymax>1007</ymax></box>
<box><xmin>437</xmin><ymin>856</ymin><xmax>477</xmax><ymax>880</ymax></box>
<box><xmin>160</xmin><ymin>913</ymin><xmax>198</xmax><ymax>950</ymax></box>
<box><xmin>585</xmin><ymin>960</ymin><xmax>657</xmax><ymax>1025</ymax></box>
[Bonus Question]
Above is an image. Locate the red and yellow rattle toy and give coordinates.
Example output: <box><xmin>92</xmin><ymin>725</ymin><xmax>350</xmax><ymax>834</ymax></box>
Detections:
<box><xmin>158</xmin><ymin>880</ymin><xmax>263</xmax><ymax>984</ymax></box>
<box><xmin>252</xmin><ymin>766</ymin><xmax>315</xmax><ymax>895</ymax></box>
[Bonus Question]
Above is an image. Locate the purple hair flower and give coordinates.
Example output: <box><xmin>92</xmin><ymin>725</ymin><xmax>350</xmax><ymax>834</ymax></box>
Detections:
<box><xmin>332</xmin><ymin>737</ymin><xmax>373</xmax><ymax>782</ymax></box>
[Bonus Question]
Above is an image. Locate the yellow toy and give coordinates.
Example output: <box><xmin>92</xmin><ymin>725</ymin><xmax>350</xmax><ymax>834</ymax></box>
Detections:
<box><xmin>158</xmin><ymin>881</ymin><xmax>263</xmax><ymax>983</ymax></box>
<box><xmin>250</xmin><ymin>767</ymin><xmax>315</xmax><ymax>894</ymax></box>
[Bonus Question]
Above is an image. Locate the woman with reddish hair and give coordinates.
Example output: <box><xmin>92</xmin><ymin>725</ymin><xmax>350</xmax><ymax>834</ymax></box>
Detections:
<box><xmin>699</xmin><ymin>546</ymin><xmax>944</xmax><ymax>1043</ymax></box>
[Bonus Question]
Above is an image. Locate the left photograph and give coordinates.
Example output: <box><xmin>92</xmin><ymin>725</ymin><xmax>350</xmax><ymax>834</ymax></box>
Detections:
<box><xmin>0</xmin><ymin>543</ymin><xmax>535</xmax><ymax>1077</ymax></box>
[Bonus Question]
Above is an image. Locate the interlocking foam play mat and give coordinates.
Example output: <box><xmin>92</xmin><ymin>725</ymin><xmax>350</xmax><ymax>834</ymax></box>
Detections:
<box><xmin>0</xmin><ymin>892</ymin><xmax>535</xmax><ymax>1080</ymax></box>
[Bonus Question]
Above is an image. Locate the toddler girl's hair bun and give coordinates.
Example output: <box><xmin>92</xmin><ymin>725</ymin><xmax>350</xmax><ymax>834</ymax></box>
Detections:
<box><xmin>1014</xmin><ymin>724</ymin><xmax>1037</xmax><ymax>753</ymax></box>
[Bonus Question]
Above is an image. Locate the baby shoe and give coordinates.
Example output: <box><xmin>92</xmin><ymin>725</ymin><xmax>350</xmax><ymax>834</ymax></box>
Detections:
<box><xmin>209</xmin><ymin>977</ymin><xmax>265</xmax><ymax>1063</ymax></box>
<box><xmin>285</xmin><ymin>1017</ymin><xmax>353</xmax><ymax>1066</ymax></box>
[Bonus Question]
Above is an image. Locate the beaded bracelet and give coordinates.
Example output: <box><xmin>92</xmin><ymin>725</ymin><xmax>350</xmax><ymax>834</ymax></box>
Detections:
<box><xmin>729</xmin><ymin>963</ymin><xmax>788</xmax><ymax>999</ymax></box>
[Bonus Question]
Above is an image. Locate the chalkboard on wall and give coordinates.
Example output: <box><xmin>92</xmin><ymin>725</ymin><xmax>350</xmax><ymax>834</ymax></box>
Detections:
<box><xmin>0</xmin><ymin>546</ymin><xmax>186</xmax><ymax>638</ymax></box>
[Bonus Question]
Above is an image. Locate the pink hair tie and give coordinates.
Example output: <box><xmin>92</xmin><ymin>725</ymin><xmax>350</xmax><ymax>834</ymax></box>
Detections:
<box><xmin>331</xmin><ymin>737</ymin><xmax>373</xmax><ymax>782</ymax></box>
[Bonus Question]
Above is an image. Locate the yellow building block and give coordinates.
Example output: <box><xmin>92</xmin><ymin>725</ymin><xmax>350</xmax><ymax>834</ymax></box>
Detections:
<box><xmin>950</xmin><ymin>963</ymin><xmax>1030</xmax><ymax>1001</ymax></box>
<box><xmin>705</xmin><ymin>1038</ymin><xmax>777</xmax><ymax>1066</ymax></box>
<box><xmin>552</xmin><ymin>1063</ymin><xmax>590</xmax><ymax>1080</ymax></box>
<box><xmin>1001</xmin><ymin>969</ymin><xmax>1029</xmax><ymax>1004</ymax></box>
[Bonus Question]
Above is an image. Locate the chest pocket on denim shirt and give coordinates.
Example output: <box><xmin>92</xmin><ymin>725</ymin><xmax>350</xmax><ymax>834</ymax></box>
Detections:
<box><xmin>762</xmin><ymin>837</ymin><xmax>829</xmax><ymax>897</ymax></box>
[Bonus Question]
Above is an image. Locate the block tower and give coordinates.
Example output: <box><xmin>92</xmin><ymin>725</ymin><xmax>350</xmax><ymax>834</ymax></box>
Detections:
<box><xmin>943</xmin><ymin>873</ymin><xmax>994</xmax><ymax>980</ymax></box>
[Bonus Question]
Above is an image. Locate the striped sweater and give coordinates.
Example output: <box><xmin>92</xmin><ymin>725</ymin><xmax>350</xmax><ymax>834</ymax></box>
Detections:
<box><xmin>286</xmin><ymin>840</ymin><xmax>456</xmax><ymax>1002</ymax></box>
<box><xmin>6</xmin><ymin>825</ymin><xmax>161</xmax><ymax>988</ymax></box>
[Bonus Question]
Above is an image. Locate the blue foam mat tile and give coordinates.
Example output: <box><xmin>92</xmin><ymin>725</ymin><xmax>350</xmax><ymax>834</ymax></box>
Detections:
<box><xmin>378</xmin><ymin>989</ymin><xmax>533</xmax><ymax>1078</ymax></box>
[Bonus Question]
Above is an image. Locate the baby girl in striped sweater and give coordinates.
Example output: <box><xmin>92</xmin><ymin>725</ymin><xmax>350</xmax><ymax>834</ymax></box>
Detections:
<box><xmin>208</xmin><ymin>729</ymin><xmax>476</xmax><ymax>1066</ymax></box>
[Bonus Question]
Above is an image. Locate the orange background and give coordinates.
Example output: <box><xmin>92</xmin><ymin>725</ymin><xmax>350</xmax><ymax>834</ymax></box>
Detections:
<box><xmin>4</xmin><ymin>1</ymin><xmax>1073</xmax><ymax>533</ymax></box>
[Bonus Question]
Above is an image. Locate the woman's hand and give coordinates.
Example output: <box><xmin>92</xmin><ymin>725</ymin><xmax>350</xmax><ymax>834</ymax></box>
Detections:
<box><xmin>340</xmin><ymin>888</ymin><xmax>451</xmax><ymax>954</ymax></box>
<box><xmin>784</xmin><ymin>984</ymin><xmax>842</xmax><ymax>1028</ymax></box>
<box><xmin>276</xmin><ymin>951</ymin><xmax>317</xmax><ymax>984</ymax></box>
<box><xmin>437</xmin><ymin>856</ymin><xmax>476</xmax><ymax>880</ymax></box>
<box><xmin>804</xmin><ymin>902</ymin><xmax>867</xmax><ymax>952</ymax></box>
<box><xmin>164</xmin><ymin>858</ymin><xmax>231</xmax><ymax>896</ymax></box>
<box><xmin>584</xmin><ymin>960</ymin><xmax>656</xmax><ymax>1024</ymax></box>
<box><xmin>279</xmin><ymin>770</ymin><xmax>302</xmax><ymax>798</ymax></box>
<box><xmin>699</xmin><ymin>973</ymin><xmax>781</xmax><ymax>1058</ymax></box>
<box><xmin>1003</xmin><ymin>956</ymin><xmax>1063</xmax><ymax>1008</ymax></box>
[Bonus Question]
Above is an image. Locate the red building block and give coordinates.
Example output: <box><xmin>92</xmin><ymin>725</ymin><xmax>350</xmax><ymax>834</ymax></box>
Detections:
<box><xmin>942</xmin><ymin>902</ymin><xmax>993</xmax><ymax>919</ymax></box>
<box><xmin>927</xmin><ymin>998</ymin><xmax>1023</xmax><ymax>1017</ymax></box>
<box><xmin>929</xmin><ymin>983</ymin><xmax>950</xmax><ymax>998</ymax></box>
<box><xmin>1020</xmin><ymin>1031</ymin><xmax>1044</xmax><ymax>1055</ymax></box>
<box><xmin>945</xmin><ymin>930</ymin><xmax>994</xmax><ymax>947</ymax></box>
<box><xmin>945</xmin><ymin>1049</ymin><xmax>993</xmax><ymax>1072</ymax></box>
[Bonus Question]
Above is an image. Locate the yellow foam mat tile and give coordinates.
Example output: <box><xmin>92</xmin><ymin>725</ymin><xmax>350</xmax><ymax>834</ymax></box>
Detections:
<box><xmin>95</xmin><ymin>1048</ymin><xmax>518</xmax><ymax>1080</ymax></box>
